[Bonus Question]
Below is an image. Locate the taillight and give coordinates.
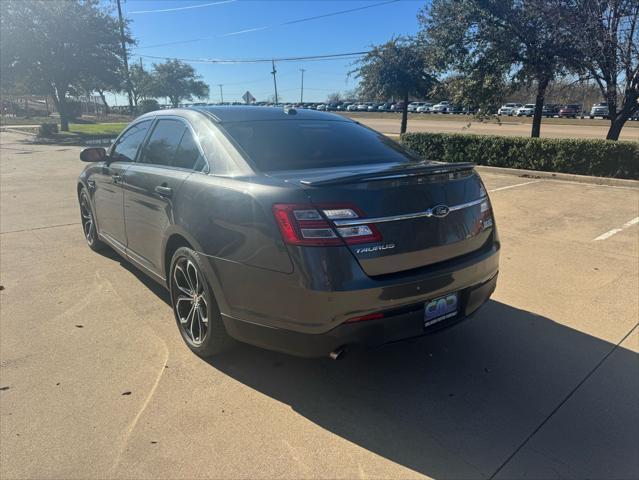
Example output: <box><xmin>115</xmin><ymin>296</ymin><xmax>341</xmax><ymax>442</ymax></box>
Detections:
<box><xmin>272</xmin><ymin>203</ymin><xmax>382</xmax><ymax>246</ymax></box>
<box><xmin>479</xmin><ymin>198</ymin><xmax>493</xmax><ymax>231</ymax></box>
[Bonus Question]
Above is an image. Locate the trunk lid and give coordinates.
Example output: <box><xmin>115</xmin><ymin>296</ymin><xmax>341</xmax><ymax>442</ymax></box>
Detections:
<box><xmin>271</xmin><ymin>162</ymin><xmax>493</xmax><ymax>276</ymax></box>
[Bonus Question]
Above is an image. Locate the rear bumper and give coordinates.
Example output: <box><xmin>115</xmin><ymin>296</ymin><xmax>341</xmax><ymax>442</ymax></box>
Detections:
<box><xmin>222</xmin><ymin>271</ymin><xmax>498</xmax><ymax>357</ymax></box>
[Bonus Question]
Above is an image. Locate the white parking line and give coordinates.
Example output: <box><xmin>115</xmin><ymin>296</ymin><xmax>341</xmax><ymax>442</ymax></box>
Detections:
<box><xmin>593</xmin><ymin>217</ymin><xmax>639</xmax><ymax>241</ymax></box>
<box><xmin>488</xmin><ymin>180</ymin><xmax>542</xmax><ymax>193</ymax></box>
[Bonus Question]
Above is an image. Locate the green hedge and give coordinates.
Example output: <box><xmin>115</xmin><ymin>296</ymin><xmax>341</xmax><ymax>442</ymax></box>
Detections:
<box><xmin>400</xmin><ymin>132</ymin><xmax>639</xmax><ymax>180</ymax></box>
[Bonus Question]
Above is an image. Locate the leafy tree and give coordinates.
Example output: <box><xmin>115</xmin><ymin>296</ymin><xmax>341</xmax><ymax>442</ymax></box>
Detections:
<box><xmin>139</xmin><ymin>99</ymin><xmax>159</xmax><ymax>114</ymax></box>
<box><xmin>419</xmin><ymin>0</ymin><xmax>578</xmax><ymax>137</ymax></box>
<box><xmin>149</xmin><ymin>59</ymin><xmax>209</xmax><ymax>107</ymax></box>
<box><xmin>0</xmin><ymin>0</ymin><xmax>130</xmax><ymax>130</ymax></box>
<box><xmin>354</xmin><ymin>37</ymin><xmax>435</xmax><ymax>133</ymax></box>
<box><xmin>431</xmin><ymin>73</ymin><xmax>508</xmax><ymax>115</ymax></box>
<box><xmin>570</xmin><ymin>0</ymin><xmax>639</xmax><ymax>140</ymax></box>
<box><xmin>79</xmin><ymin>65</ymin><xmax>124</xmax><ymax>115</ymax></box>
<box><xmin>129</xmin><ymin>64</ymin><xmax>153</xmax><ymax>107</ymax></box>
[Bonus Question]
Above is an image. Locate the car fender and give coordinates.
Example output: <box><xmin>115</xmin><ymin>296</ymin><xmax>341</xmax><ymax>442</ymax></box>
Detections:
<box><xmin>161</xmin><ymin>224</ymin><xmax>231</xmax><ymax>314</ymax></box>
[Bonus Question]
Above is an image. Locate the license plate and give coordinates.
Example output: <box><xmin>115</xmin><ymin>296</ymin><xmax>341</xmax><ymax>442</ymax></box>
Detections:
<box><xmin>424</xmin><ymin>293</ymin><xmax>458</xmax><ymax>328</ymax></box>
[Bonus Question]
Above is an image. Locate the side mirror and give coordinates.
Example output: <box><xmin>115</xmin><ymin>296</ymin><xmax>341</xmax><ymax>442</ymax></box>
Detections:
<box><xmin>80</xmin><ymin>147</ymin><xmax>107</xmax><ymax>163</ymax></box>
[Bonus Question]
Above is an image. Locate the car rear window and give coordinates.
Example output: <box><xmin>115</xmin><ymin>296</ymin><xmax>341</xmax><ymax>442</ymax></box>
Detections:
<box><xmin>222</xmin><ymin>120</ymin><xmax>420</xmax><ymax>172</ymax></box>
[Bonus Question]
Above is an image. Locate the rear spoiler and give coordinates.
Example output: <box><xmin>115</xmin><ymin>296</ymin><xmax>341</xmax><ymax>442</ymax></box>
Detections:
<box><xmin>299</xmin><ymin>162</ymin><xmax>475</xmax><ymax>186</ymax></box>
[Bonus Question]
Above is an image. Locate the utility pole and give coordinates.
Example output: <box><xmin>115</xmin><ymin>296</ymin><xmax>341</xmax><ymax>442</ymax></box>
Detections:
<box><xmin>271</xmin><ymin>59</ymin><xmax>278</xmax><ymax>104</ymax></box>
<box><xmin>218</xmin><ymin>84</ymin><xmax>224</xmax><ymax>104</ymax></box>
<box><xmin>299</xmin><ymin>69</ymin><xmax>305</xmax><ymax>103</ymax></box>
<box><xmin>116</xmin><ymin>0</ymin><xmax>134</xmax><ymax>115</ymax></box>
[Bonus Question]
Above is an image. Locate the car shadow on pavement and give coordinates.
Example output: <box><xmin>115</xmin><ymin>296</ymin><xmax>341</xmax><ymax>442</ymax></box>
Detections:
<box><xmin>206</xmin><ymin>300</ymin><xmax>639</xmax><ymax>479</ymax></box>
<box><xmin>97</xmin><ymin>247</ymin><xmax>171</xmax><ymax>304</ymax></box>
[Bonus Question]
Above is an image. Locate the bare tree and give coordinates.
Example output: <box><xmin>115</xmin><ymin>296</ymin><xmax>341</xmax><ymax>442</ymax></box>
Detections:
<box><xmin>571</xmin><ymin>0</ymin><xmax>639</xmax><ymax>140</ymax></box>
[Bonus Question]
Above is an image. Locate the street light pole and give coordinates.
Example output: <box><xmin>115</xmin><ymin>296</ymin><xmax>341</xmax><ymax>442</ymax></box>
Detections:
<box><xmin>218</xmin><ymin>84</ymin><xmax>224</xmax><ymax>104</ymax></box>
<box><xmin>116</xmin><ymin>0</ymin><xmax>134</xmax><ymax>115</ymax></box>
<box><xmin>299</xmin><ymin>69</ymin><xmax>305</xmax><ymax>103</ymax></box>
<box><xmin>271</xmin><ymin>59</ymin><xmax>278</xmax><ymax>104</ymax></box>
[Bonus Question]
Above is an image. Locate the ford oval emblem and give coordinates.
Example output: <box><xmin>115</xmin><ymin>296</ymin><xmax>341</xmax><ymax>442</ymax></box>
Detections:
<box><xmin>432</xmin><ymin>205</ymin><xmax>450</xmax><ymax>218</ymax></box>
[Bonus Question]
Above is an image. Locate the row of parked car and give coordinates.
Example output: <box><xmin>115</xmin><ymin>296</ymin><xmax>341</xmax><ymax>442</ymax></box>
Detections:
<box><xmin>182</xmin><ymin>100</ymin><xmax>638</xmax><ymax>120</ymax></box>
<box><xmin>496</xmin><ymin>102</ymin><xmax>639</xmax><ymax>119</ymax></box>
<box><xmin>308</xmin><ymin>101</ymin><xmax>472</xmax><ymax>114</ymax></box>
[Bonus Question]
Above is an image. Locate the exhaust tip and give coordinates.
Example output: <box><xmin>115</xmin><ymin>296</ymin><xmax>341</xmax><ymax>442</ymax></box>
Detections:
<box><xmin>329</xmin><ymin>348</ymin><xmax>345</xmax><ymax>361</ymax></box>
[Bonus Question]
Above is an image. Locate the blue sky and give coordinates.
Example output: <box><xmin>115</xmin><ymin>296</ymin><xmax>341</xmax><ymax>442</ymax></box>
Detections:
<box><xmin>118</xmin><ymin>0</ymin><xmax>425</xmax><ymax>103</ymax></box>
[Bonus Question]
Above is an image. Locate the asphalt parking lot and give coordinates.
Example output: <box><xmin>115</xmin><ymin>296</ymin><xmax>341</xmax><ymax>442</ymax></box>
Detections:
<box><xmin>0</xmin><ymin>131</ymin><xmax>637</xmax><ymax>479</ymax></box>
<box><xmin>351</xmin><ymin>114</ymin><xmax>639</xmax><ymax>140</ymax></box>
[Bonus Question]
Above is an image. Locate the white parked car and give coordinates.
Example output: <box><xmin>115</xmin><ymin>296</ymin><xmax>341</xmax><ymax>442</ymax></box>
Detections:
<box><xmin>516</xmin><ymin>104</ymin><xmax>536</xmax><ymax>116</ymax></box>
<box><xmin>316</xmin><ymin>104</ymin><xmax>327</xmax><ymax>111</ymax></box>
<box><xmin>356</xmin><ymin>102</ymin><xmax>373</xmax><ymax>111</ymax></box>
<box><xmin>416</xmin><ymin>103</ymin><xmax>434</xmax><ymax>113</ymax></box>
<box><xmin>431</xmin><ymin>101</ymin><xmax>451</xmax><ymax>113</ymax></box>
<box><xmin>407</xmin><ymin>102</ymin><xmax>427</xmax><ymax>112</ymax></box>
<box><xmin>589</xmin><ymin>102</ymin><xmax>609</xmax><ymax>119</ymax></box>
<box><xmin>346</xmin><ymin>103</ymin><xmax>359</xmax><ymax>111</ymax></box>
<box><xmin>498</xmin><ymin>103</ymin><xmax>523</xmax><ymax>116</ymax></box>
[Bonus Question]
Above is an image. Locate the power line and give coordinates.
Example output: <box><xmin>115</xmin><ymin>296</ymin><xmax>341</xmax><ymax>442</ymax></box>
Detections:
<box><xmin>221</xmin><ymin>0</ymin><xmax>400</xmax><ymax>37</ymax></box>
<box><xmin>133</xmin><ymin>0</ymin><xmax>399</xmax><ymax>49</ymax></box>
<box><xmin>137</xmin><ymin>51</ymin><xmax>369</xmax><ymax>64</ymax></box>
<box><xmin>128</xmin><ymin>0</ymin><xmax>236</xmax><ymax>15</ymax></box>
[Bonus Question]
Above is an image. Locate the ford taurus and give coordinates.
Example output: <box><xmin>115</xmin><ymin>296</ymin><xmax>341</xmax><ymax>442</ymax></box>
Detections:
<box><xmin>77</xmin><ymin>107</ymin><xmax>499</xmax><ymax>358</ymax></box>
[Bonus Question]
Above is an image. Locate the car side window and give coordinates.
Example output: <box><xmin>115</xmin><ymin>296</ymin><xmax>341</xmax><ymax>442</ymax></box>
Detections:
<box><xmin>140</xmin><ymin>119</ymin><xmax>186</xmax><ymax>167</ymax></box>
<box><xmin>111</xmin><ymin>120</ymin><xmax>152</xmax><ymax>162</ymax></box>
<box><xmin>173</xmin><ymin>128</ymin><xmax>206</xmax><ymax>172</ymax></box>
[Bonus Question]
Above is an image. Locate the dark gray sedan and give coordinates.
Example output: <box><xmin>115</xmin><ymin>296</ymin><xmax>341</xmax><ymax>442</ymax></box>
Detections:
<box><xmin>77</xmin><ymin>107</ymin><xmax>499</xmax><ymax>358</ymax></box>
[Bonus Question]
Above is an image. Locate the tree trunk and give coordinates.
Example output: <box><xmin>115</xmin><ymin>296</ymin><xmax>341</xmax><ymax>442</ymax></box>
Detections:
<box><xmin>97</xmin><ymin>89</ymin><xmax>110</xmax><ymax>115</ymax></box>
<box><xmin>400</xmin><ymin>91</ymin><xmax>409</xmax><ymax>134</ymax></box>
<box><xmin>58</xmin><ymin>95</ymin><xmax>69</xmax><ymax>132</ymax></box>
<box><xmin>171</xmin><ymin>96</ymin><xmax>179</xmax><ymax>108</ymax></box>
<box><xmin>48</xmin><ymin>84</ymin><xmax>69</xmax><ymax>132</ymax></box>
<box><xmin>531</xmin><ymin>77</ymin><xmax>549</xmax><ymax>138</ymax></box>
<box><xmin>605</xmin><ymin>88</ymin><xmax>638</xmax><ymax>141</ymax></box>
<box><xmin>603</xmin><ymin>85</ymin><xmax>619</xmax><ymax>140</ymax></box>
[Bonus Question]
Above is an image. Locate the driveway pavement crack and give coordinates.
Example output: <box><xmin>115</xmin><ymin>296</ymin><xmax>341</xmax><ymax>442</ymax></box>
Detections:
<box><xmin>0</xmin><ymin>222</ymin><xmax>80</xmax><ymax>235</ymax></box>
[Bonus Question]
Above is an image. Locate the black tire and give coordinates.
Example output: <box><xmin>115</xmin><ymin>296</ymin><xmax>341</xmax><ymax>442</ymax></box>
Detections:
<box><xmin>79</xmin><ymin>187</ymin><xmax>105</xmax><ymax>252</ymax></box>
<box><xmin>169</xmin><ymin>247</ymin><xmax>234</xmax><ymax>357</ymax></box>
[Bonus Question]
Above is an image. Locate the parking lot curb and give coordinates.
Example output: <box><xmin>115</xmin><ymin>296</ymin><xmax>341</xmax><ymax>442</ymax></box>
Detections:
<box><xmin>475</xmin><ymin>165</ymin><xmax>638</xmax><ymax>188</ymax></box>
<box><xmin>0</xmin><ymin>127</ymin><xmax>36</xmax><ymax>136</ymax></box>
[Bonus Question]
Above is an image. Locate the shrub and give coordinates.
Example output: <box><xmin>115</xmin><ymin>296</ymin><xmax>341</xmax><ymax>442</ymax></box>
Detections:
<box><xmin>139</xmin><ymin>99</ymin><xmax>159</xmax><ymax>114</ymax></box>
<box><xmin>400</xmin><ymin>132</ymin><xmax>639</xmax><ymax>180</ymax></box>
<box><xmin>38</xmin><ymin>123</ymin><xmax>58</xmax><ymax>137</ymax></box>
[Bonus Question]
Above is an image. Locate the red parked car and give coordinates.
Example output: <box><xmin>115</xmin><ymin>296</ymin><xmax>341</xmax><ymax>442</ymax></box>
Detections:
<box><xmin>558</xmin><ymin>104</ymin><xmax>582</xmax><ymax>118</ymax></box>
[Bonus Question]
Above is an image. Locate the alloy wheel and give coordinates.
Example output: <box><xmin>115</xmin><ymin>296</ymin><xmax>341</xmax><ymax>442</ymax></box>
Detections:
<box><xmin>172</xmin><ymin>257</ymin><xmax>209</xmax><ymax>346</ymax></box>
<box><xmin>80</xmin><ymin>192</ymin><xmax>94</xmax><ymax>244</ymax></box>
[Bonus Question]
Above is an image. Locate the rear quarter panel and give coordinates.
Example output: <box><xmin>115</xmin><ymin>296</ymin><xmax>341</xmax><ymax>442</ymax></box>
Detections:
<box><xmin>174</xmin><ymin>173</ymin><xmax>305</xmax><ymax>274</ymax></box>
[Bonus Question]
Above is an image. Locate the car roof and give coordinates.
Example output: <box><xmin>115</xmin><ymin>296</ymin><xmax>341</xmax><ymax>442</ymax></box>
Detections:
<box><xmin>196</xmin><ymin>105</ymin><xmax>352</xmax><ymax>123</ymax></box>
<box><xmin>141</xmin><ymin>106</ymin><xmax>352</xmax><ymax>124</ymax></box>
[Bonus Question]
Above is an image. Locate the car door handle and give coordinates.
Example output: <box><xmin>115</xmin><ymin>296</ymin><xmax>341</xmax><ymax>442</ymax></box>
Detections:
<box><xmin>112</xmin><ymin>173</ymin><xmax>122</xmax><ymax>184</ymax></box>
<box><xmin>154</xmin><ymin>185</ymin><xmax>172</xmax><ymax>197</ymax></box>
